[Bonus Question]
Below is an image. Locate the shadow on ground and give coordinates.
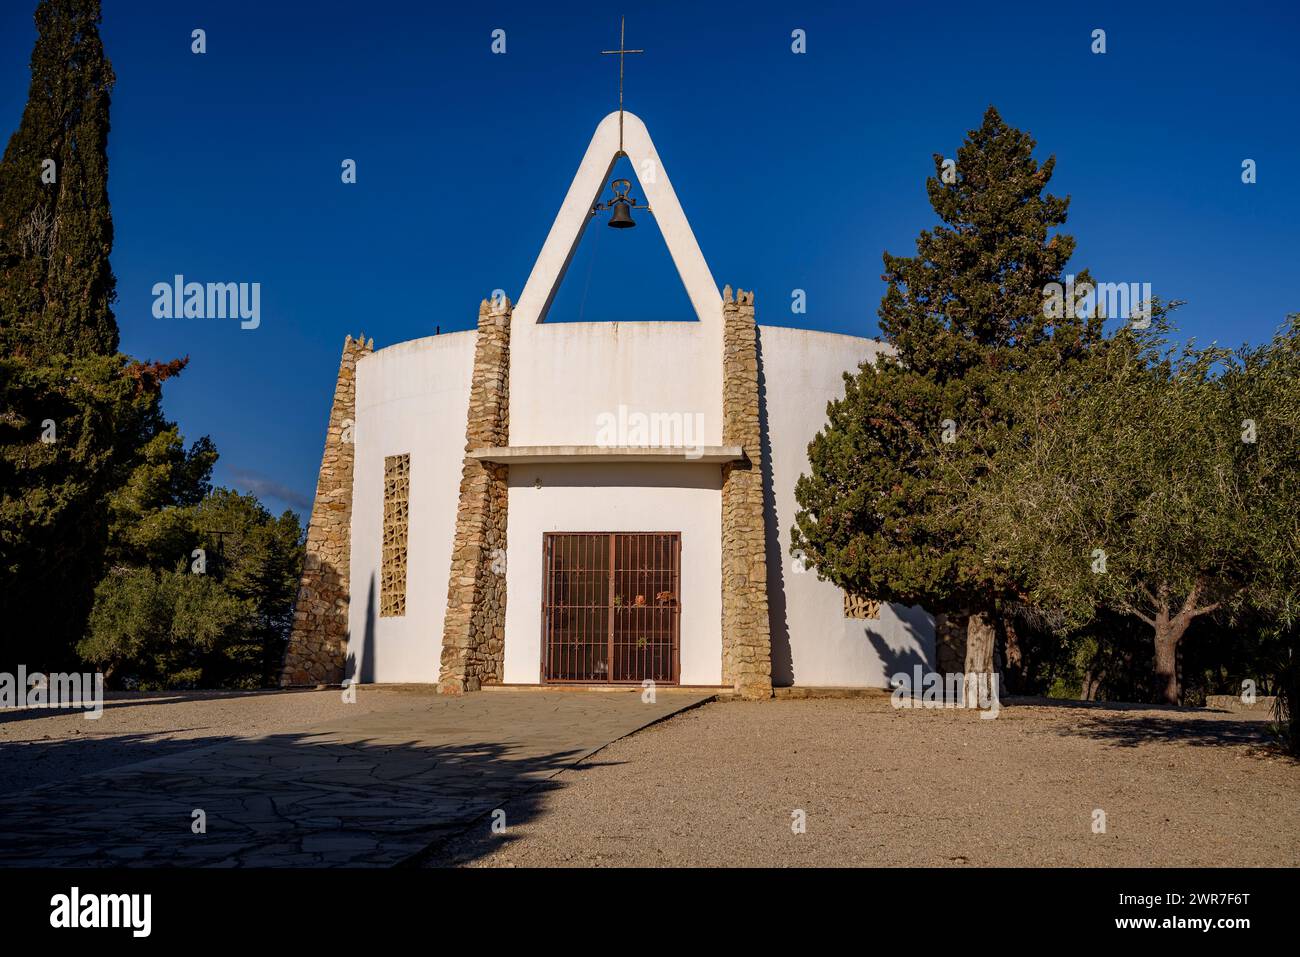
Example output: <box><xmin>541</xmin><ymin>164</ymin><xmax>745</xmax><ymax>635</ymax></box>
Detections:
<box><xmin>1003</xmin><ymin>696</ymin><xmax>1283</xmax><ymax>752</ymax></box>
<box><xmin>0</xmin><ymin>730</ymin><xmax>604</xmax><ymax>867</ymax></box>
<box><xmin>0</xmin><ymin>688</ymin><xmax>314</xmax><ymax>727</ymax></box>
<box><xmin>1055</xmin><ymin>713</ymin><xmax>1280</xmax><ymax>750</ymax></box>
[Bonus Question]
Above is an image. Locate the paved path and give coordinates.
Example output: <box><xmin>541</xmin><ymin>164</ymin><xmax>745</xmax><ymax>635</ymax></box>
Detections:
<box><xmin>0</xmin><ymin>689</ymin><xmax>712</xmax><ymax>867</ymax></box>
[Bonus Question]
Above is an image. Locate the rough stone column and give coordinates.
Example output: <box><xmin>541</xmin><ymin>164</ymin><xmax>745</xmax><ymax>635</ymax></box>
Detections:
<box><xmin>439</xmin><ymin>297</ymin><xmax>511</xmax><ymax>694</ymax></box>
<box><xmin>720</xmin><ymin>287</ymin><xmax>773</xmax><ymax>698</ymax></box>
<box><xmin>282</xmin><ymin>334</ymin><xmax>372</xmax><ymax>686</ymax></box>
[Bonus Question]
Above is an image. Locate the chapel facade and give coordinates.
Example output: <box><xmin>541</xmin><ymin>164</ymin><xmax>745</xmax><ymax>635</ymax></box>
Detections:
<box><xmin>281</xmin><ymin>112</ymin><xmax>936</xmax><ymax>696</ymax></box>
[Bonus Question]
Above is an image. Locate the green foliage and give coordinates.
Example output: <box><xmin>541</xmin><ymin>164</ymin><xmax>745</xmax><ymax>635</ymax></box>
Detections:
<box><xmin>0</xmin><ymin>0</ymin><xmax>125</xmax><ymax>670</ymax></box>
<box><xmin>184</xmin><ymin>489</ymin><xmax>305</xmax><ymax>685</ymax></box>
<box><xmin>793</xmin><ymin>106</ymin><xmax>1099</xmax><ymax>617</ymax></box>
<box><xmin>975</xmin><ymin>315</ymin><xmax>1299</xmax><ymax>626</ymax></box>
<box><xmin>80</xmin><ymin>487</ymin><xmax>304</xmax><ymax>690</ymax></box>
<box><xmin>80</xmin><ymin>566</ymin><xmax>250</xmax><ymax>689</ymax></box>
<box><xmin>794</xmin><ymin>104</ymin><xmax>1298</xmax><ymax>709</ymax></box>
<box><xmin>877</xmin><ymin>107</ymin><xmax>1095</xmax><ymax>376</ymax></box>
<box><xmin>0</xmin><ymin>0</ymin><xmax>118</xmax><ymax>360</ymax></box>
<box><xmin>0</xmin><ymin>0</ymin><xmax>305</xmax><ymax>688</ymax></box>
<box><xmin>975</xmin><ymin>316</ymin><xmax>1230</xmax><ymax>620</ymax></box>
<box><xmin>1219</xmin><ymin>318</ymin><xmax>1300</xmax><ymax>625</ymax></box>
<box><xmin>0</xmin><ymin>359</ymin><xmax>308</xmax><ymax>688</ymax></box>
<box><xmin>105</xmin><ymin>422</ymin><xmax>216</xmax><ymax>570</ymax></box>
<box><xmin>970</xmin><ymin>314</ymin><xmax>1300</xmax><ymax>702</ymax></box>
<box><xmin>0</xmin><ymin>352</ymin><xmax>163</xmax><ymax>670</ymax></box>
<box><xmin>1030</xmin><ymin>611</ymin><xmax>1281</xmax><ymax>706</ymax></box>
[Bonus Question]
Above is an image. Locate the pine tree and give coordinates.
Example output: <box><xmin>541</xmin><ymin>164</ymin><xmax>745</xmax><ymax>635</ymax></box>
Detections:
<box><xmin>0</xmin><ymin>0</ymin><xmax>118</xmax><ymax>360</ymax></box>
<box><xmin>878</xmin><ymin>107</ymin><xmax>1094</xmax><ymax>375</ymax></box>
<box><xmin>793</xmin><ymin>107</ymin><xmax>1101</xmax><ymax>697</ymax></box>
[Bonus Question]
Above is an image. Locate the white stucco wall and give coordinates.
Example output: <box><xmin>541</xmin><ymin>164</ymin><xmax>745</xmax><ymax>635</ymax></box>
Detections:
<box><xmin>757</xmin><ymin>324</ymin><xmax>936</xmax><ymax>687</ymax></box>
<box><xmin>509</xmin><ymin>321</ymin><xmax>722</xmax><ymax>448</ymax></box>
<box><xmin>347</xmin><ymin>332</ymin><xmax>475</xmax><ymax>683</ymax></box>
<box><xmin>503</xmin><ymin>462</ymin><xmax>722</xmax><ymax>685</ymax></box>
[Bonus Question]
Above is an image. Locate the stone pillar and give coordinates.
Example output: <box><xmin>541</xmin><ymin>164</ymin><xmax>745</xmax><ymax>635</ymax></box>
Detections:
<box><xmin>720</xmin><ymin>287</ymin><xmax>773</xmax><ymax>698</ymax></box>
<box><xmin>439</xmin><ymin>297</ymin><xmax>511</xmax><ymax>694</ymax></box>
<box><xmin>282</xmin><ymin>334</ymin><xmax>372</xmax><ymax>686</ymax></box>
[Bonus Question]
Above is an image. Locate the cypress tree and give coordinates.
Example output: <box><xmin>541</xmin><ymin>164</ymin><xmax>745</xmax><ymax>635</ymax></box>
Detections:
<box><xmin>0</xmin><ymin>0</ymin><xmax>117</xmax><ymax>360</ymax></box>
<box><xmin>793</xmin><ymin>107</ymin><xmax>1101</xmax><ymax>696</ymax></box>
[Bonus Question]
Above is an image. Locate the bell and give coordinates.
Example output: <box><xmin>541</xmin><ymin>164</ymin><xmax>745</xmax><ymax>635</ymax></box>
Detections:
<box><xmin>607</xmin><ymin>199</ymin><xmax>636</xmax><ymax>229</ymax></box>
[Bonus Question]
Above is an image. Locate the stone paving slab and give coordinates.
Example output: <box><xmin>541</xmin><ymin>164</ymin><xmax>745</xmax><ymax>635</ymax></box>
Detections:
<box><xmin>0</xmin><ymin>689</ymin><xmax>712</xmax><ymax>867</ymax></box>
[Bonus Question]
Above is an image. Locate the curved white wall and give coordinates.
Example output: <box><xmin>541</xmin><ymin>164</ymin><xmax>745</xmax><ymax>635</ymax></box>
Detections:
<box><xmin>757</xmin><ymin>324</ymin><xmax>936</xmax><ymax>687</ymax></box>
<box><xmin>345</xmin><ymin>321</ymin><xmax>934</xmax><ymax>689</ymax></box>
<box><xmin>347</xmin><ymin>332</ymin><xmax>474</xmax><ymax>683</ymax></box>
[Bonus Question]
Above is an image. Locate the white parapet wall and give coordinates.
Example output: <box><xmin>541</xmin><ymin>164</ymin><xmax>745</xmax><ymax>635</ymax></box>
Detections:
<box><xmin>347</xmin><ymin>332</ymin><xmax>475</xmax><ymax>683</ymax></box>
<box><xmin>509</xmin><ymin>320</ymin><xmax>722</xmax><ymax>448</ymax></box>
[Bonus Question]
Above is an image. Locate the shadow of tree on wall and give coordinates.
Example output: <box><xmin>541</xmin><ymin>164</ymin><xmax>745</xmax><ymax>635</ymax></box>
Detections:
<box><xmin>342</xmin><ymin>572</ymin><xmax>377</xmax><ymax>685</ymax></box>
<box><xmin>863</xmin><ymin>623</ymin><xmax>932</xmax><ymax>688</ymax></box>
<box><xmin>0</xmin><ymin>728</ymin><xmax>605</xmax><ymax>868</ymax></box>
<box><xmin>756</xmin><ymin>331</ymin><xmax>795</xmax><ymax>687</ymax></box>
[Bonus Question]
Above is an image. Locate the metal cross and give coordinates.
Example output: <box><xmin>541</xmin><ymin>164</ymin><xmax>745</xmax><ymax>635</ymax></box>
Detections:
<box><xmin>601</xmin><ymin>16</ymin><xmax>643</xmax><ymax>151</ymax></box>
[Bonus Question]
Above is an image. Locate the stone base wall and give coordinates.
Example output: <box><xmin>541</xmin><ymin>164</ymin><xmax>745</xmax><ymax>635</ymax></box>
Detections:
<box><xmin>720</xmin><ymin>287</ymin><xmax>773</xmax><ymax>698</ymax></box>
<box><xmin>439</xmin><ymin>298</ymin><xmax>511</xmax><ymax>694</ymax></box>
<box><xmin>282</xmin><ymin>334</ymin><xmax>372</xmax><ymax>686</ymax></box>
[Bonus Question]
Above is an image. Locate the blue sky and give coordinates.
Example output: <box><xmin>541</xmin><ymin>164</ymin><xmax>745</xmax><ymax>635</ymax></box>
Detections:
<box><xmin>1</xmin><ymin>0</ymin><xmax>1296</xmax><ymax>516</ymax></box>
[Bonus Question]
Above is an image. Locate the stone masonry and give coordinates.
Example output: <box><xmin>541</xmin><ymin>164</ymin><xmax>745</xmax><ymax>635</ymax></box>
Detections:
<box><xmin>720</xmin><ymin>287</ymin><xmax>773</xmax><ymax>698</ymax></box>
<box><xmin>439</xmin><ymin>298</ymin><xmax>511</xmax><ymax>694</ymax></box>
<box><xmin>282</xmin><ymin>334</ymin><xmax>372</xmax><ymax>686</ymax></box>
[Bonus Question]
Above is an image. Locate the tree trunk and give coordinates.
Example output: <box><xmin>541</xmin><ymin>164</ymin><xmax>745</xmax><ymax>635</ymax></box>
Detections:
<box><xmin>964</xmin><ymin>610</ymin><xmax>998</xmax><ymax>707</ymax></box>
<box><xmin>1152</xmin><ymin>613</ymin><xmax>1191</xmax><ymax>705</ymax></box>
<box><xmin>1131</xmin><ymin>581</ymin><xmax>1222</xmax><ymax>706</ymax></box>
<box><xmin>999</xmin><ymin>614</ymin><xmax>1024</xmax><ymax>694</ymax></box>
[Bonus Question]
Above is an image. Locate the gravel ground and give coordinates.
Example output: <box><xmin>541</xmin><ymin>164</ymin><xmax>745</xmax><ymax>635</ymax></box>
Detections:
<box><xmin>7</xmin><ymin>689</ymin><xmax>1294</xmax><ymax>868</ymax></box>
<box><xmin>0</xmin><ymin>686</ymin><xmax>427</xmax><ymax>794</ymax></box>
<box><xmin>430</xmin><ymin>696</ymin><xmax>1299</xmax><ymax>867</ymax></box>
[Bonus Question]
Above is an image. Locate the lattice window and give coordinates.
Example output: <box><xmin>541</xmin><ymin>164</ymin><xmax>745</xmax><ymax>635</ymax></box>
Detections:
<box><xmin>844</xmin><ymin>592</ymin><xmax>880</xmax><ymax>620</ymax></box>
<box><xmin>381</xmin><ymin>454</ymin><xmax>410</xmax><ymax>617</ymax></box>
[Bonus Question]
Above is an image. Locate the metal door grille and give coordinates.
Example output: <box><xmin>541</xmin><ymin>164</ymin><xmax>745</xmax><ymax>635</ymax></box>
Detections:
<box><xmin>542</xmin><ymin>532</ymin><xmax>680</xmax><ymax>684</ymax></box>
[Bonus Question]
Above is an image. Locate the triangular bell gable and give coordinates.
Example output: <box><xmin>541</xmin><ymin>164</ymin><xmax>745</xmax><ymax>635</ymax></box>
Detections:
<box><xmin>513</xmin><ymin>111</ymin><xmax>722</xmax><ymax>331</ymax></box>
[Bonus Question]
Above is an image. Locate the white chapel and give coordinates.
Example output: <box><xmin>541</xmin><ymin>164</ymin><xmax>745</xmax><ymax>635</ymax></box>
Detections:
<box><xmin>282</xmin><ymin>109</ymin><xmax>936</xmax><ymax>696</ymax></box>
